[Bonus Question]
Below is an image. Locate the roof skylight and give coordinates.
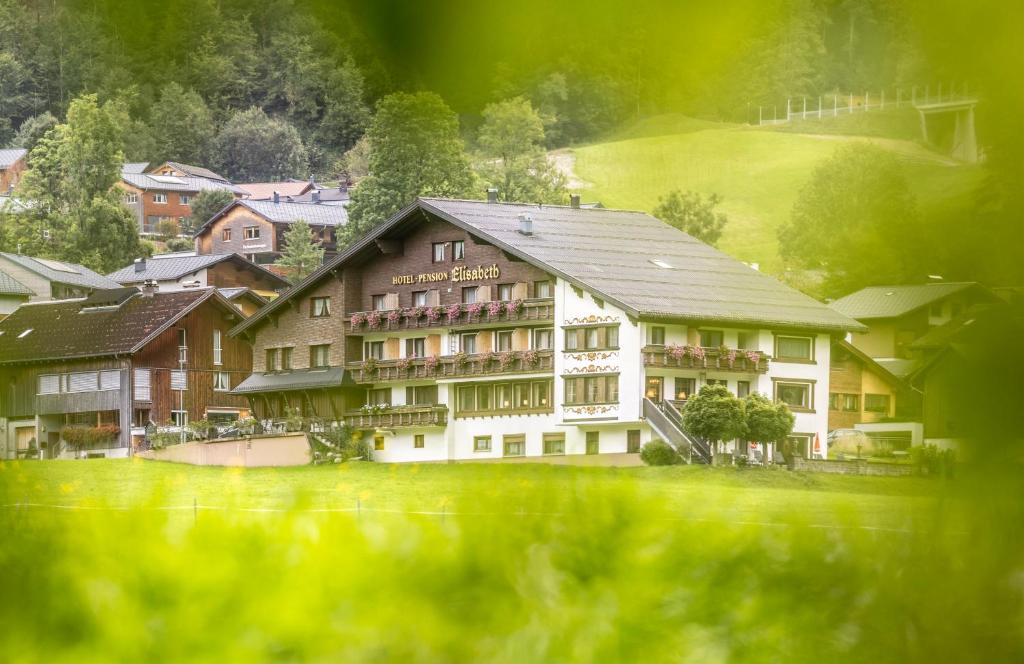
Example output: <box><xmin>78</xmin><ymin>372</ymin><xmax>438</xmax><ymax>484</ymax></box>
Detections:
<box><xmin>649</xmin><ymin>259</ymin><xmax>674</xmax><ymax>269</ymax></box>
<box><xmin>18</xmin><ymin>328</ymin><xmax>32</xmax><ymax>338</ymax></box>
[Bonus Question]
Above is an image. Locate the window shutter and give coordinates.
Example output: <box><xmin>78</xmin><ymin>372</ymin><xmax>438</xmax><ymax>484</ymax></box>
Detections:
<box><xmin>405</xmin><ymin>386</ymin><xmax>414</xmax><ymax>405</ymax></box>
<box><xmin>512</xmin><ymin>328</ymin><xmax>530</xmax><ymax>351</ymax></box>
<box><xmin>384</xmin><ymin>292</ymin><xmax>400</xmax><ymax>310</ymax></box>
<box><xmin>384</xmin><ymin>337</ymin><xmax>400</xmax><ymax>360</ymax></box>
<box><xmin>426</xmin><ymin>289</ymin><xmax>441</xmax><ymax>306</ymax></box>
<box><xmin>38</xmin><ymin>374</ymin><xmax>59</xmax><ymax>395</ymax></box>
<box><xmin>477</xmin><ymin>331</ymin><xmax>492</xmax><ymax>354</ymax></box>
<box><xmin>511</xmin><ymin>282</ymin><xmax>528</xmax><ymax>300</ymax></box>
<box><xmin>134</xmin><ymin>369</ymin><xmax>151</xmax><ymax>400</ymax></box>
<box><xmin>477</xmin><ymin>285</ymin><xmax>491</xmax><ymax>302</ymax></box>
<box><xmin>426</xmin><ymin>334</ymin><xmax>442</xmax><ymax>356</ymax></box>
<box><xmin>68</xmin><ymin>372</ymin><xmax>98</xmax><ymax>393</ymax></box>
<box><xmin>171</xmin><ymin>370</ymin><xmax>187</xmax><ymax>391</ymax></box>
<box><xmin>99</xmin><ymin>370</ymin><xmax>121</xmax><ymax>391</ymax></box>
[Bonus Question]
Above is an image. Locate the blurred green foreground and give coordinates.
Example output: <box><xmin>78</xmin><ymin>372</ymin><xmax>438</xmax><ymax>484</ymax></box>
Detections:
<box><xmin>0</xmin><ymin>460</ymin><xmax>1020</xmax><ymax>663</ymax></box>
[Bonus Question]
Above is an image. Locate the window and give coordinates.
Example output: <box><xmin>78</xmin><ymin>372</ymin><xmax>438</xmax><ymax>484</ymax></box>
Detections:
<box><xmin>829</xmin><ymin>393</ymin><xmax>840</xmax><ymax>410</ymax></box>
<box><xmin>244</xmin><ymin>226</ymin><xmax>260</xmax><ymax>240</ymax></box>
<box><xmin>432</xmin><ymin>242</ymin><xmax>446</xmax><ymax>262</ymax></box>
<box><xmin>364</xmin><ymin>341</ymin><xmax>384</xmax><ymax>360</ymax></box>
<box><xmin>497</xmin><ymin>283</ymin><xmax>514</xmax><ymax>300</ymax></box>
<box><xmin>457</xmin><ymin>380</ymin><xmax>552</xmax><ymax>416</ymax></box>
<box><xmin>311</xmin><ymin>296</ymin><xmax>331</xmax><ymax>318</ymax></box>
<box><xmin>414</xmin><ymin>434</ymin><xmax>425</xmax><ymax>449</ymax></box>
<box><xmin>265</xmin><ymin>348</ymin><xmax>279</xmax><ymax>372</ymax></box>
<box><xmin>374</xmin><ymin>435</ymin><xmax>385</xmax><ymax>451</ymax></box>
<box><xmin>864</xmin><ymin>393</ymin><xmax>890</xmax><ymax>414</ymax></box>
<box><xmin>564</xmin><ymin>325</ymin><xmax>619</xmax><ymax>351</ymax></box>
<box><xmin>38</xmin><ymin>374</ymin><xmax>60</xmax><ymax>395</ymax></box>
<box><xmin>737</xmin><ymin>332</ymin><xmax>752</xmax><ymax>350</ymax></box>
<box><xmin>460</xmin><ymin>333</ymin><xmax>477</xmax><ymax>354</ymax></box>
<box><xmin>372</xmin><ymin>294</ymin><xmax>387</xmax><ymax>311</ymax></box>
<box><xmin>452</xmin><ymin>240</ymin><xmax>465</xmax><ymax>260</ymax></box>
<box><xmin>843</xmin><ymin>394</ymin><xmax>860</xmax><ymax>411</ymax></box>
<box><xmin>405</xmin><ymin>385</ymin><xmax>438</xmax><ymax>406</ymax></box>
<box><xmin>674</xmin><ymin>377</ymin><xmax>695</xmax><ymax>400</ymax></box>
<box><xmin>564</xmin><ymin>375</ymin><xmax>619</xmax><ymax>405</ymax></box>
<box><xmin>775</xmin><ymin>381</ymin><xmax>812</xmax><ymax>410</ymax></box>
<box><xmin>458</xmin><ymin>385</ymin><xmax>477</xmax><ymax>412</ymax></box>
<box><xmin>213</xmin><ymin>372</ymin><xmax>230</xmax><ymax>391</ymax></box>
<box><xmin>170</xmin><ymin>370</ymin><xmax>187</xmax><ymax>391</ymax></box>
<box><xmin>699</xmin><ymin>329</ymin><xmax>723</xmax><ymax>347</ymax></box>
<box><xmin>124</xmin><ymin>192</ymin><xmax>138</xmax><ymax>204</ymax></box>
<box><xmin>310</xmin><ymin>344</ymin><xmax>331</xmax><ymax>368</ymax></box>
<box><xmin>412</xmin><ymin>291</ymin><xmax>427</xmax><ymax>307</ymax></box>
<box><xmin>171</xmin><ymin>410</ymin><xmax>188</xmax><ymax>428</ymax></box>
<box><xmin>154</xmin><ymin>193</ymin><xmax>167</xmax><ymax>204</ymax></box>
<box><xmin>627</xmin><ymin>430</ymin><xmax>641</xmax><ymax>454</ymax></box>
<box><xmin>775</xmin><ymin>335</ymin><xmax>813</xmax><ymax>361</ymax></box>
<box><xmin>280</xmin><ymin>347</ymin><xmax>292</xmax><ymax>370</ymax></box>
<box><xmin>474</xmin><ymin>436</ymin><xmax>492</xmax><ymax>452</ymax></box>
<box><xmin>929</xmin><ymin>303</ymin><xmax>944</xmax><ymax>317</ymax></box>
<box><xmin>405</xmin><ymin>337</ymin><xmax>425</xmax><ymax>358</ymax></box>
<box><xmin>737</xmin><ymin>380</ymin><xmax>750</xmax><ymax>398</ymax></box>
<box><xmin>586</xmin><ymin>431</ymin><xmax>600</xmax><ymax>455</ymax></box>
<box><xmin>177</xmin><ymin>329</ymin><xmax>188</xmax><ymax>363</ymax></box>
<box><xmin>213</xmin><ymin>329</ymin><xmax>223</xmax><ymax>366</ymax></box>
<box><xmin>496</xmin><ymin>330</ymin><xmax>513</xmax><ymax>351</ymax></box>
<box><xmin>650</xmin><ymin>326</ymin><xmax>665</xmax><ymax>345</ymax></box>
<box><xmin>503</xmin><ymin>434</ymin><xmax>525</xmax><ymax>457</ymax></box>
<box><xmin>368</xmin><ymin>388</ymin><xmax>390</xmax><ymax>406</ymax></box>
<box><xmin>533</xmin><ymin>328</ymin><xmax>553</xmax><ymax>350</ymax></box>
<box><xmin>543</xmin><ymin>433</ymin><xmax>565</xmax><ymax>455</ymax></box>
<box><xmin>179</xmin><ymin>194</ymin><xmax>191</xmax><ymax>205</ymax></box>
<box><xmin>461</xmin><ymin>287</ymin><xmax>478</xmax><ymax>304</ymax></box>
<box><xmin>535</xmin><ymin>280</ymin><xmax>552</xmax><ymax>298</ymax></box>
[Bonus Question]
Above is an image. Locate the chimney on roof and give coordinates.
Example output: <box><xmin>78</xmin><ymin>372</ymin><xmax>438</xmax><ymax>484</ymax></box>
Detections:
<box><xmin>273</xmin><ymin>191</ymin><xmax>280</xmax><ymax>204</ymax></box>
<box><xmin>312</xmin><ymin>190</ymin><xmax>321</xmax><ymax>204</ymax></box>
<box><xmin>517</xmin><ymin>213</ymin><xmax>533</xmax><ymax>236</ymax></box>
<box><xmin>134</xmin><ymin>257</ymin><xmax>146</xmax><ymax>273</ymax></box>
<box><xmin>487</xmin><ymin>188</ymin><xmax>499</xmax><ymax>204</ymax></box>
<box><xmin>141</xmin><ymin>279</ymin><xmax>159</xmax><ymax>297</ymax></box>
<box><xmin>570</xmin><ymin>194</ymin><xmax>581</xmax><ymax>209</ymax></box>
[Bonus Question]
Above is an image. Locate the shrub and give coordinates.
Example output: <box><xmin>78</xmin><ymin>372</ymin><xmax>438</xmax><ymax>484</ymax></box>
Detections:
<box><xmin>640</xmin><ymin>439</ymin><xmax>681</xmax><ymax>466</ymax></box>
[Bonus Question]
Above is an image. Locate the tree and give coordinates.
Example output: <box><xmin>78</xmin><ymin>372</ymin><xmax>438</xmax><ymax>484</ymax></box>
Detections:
<box><xmin>345</xmin><ymin>92</ymin><xmax>475</xmax><ymax>243</ymax></box>
<box><xmin>743</xmin><ymin>393</ymin><xmax>795</xmax><ymax>465</ymax></box>
<box><xmin>11</xmin><ymin>112</ymin><xmax>58</xmax><ymax>152</ymax></box>
<box><xmin>156</xmin><ymin>218</ymin><xmax>181</xmax><ymax>242</ymax></box>
<box><xmin>681</xmin><ymin>384</ymin><xmax>746</xmax><ymax>456</ymax></box>
<box><xmin>189</xmin><ymin>189</ymin><xmax>235</xmax><ymax>232</ymax></box>
<box><xmin>317</xmin><ymin>58</ymin><xmax>371</xmax><ymax>156</ymax></box>
<box><xmin>778</xmin><ymin>142</ymin><xmax>921</xmax><ymax>298</ymax></box>
<box><xmin>275</xmin><ymin>219</ymin><xmax>324</xmax><ymax>283</ymax></box>
<box><xmin>11</xmin><ymin>94</ymin><xmax>145</xmax><ymax>272</ymax></box>
<box><xmin>149</xmin><ymin>82</ymin><xmax>216</xmax><ymax>166</ymax></box>
<box><xmin>215</xmin><ymin>107</ymin><xmax>308</xmax><ymax>182</ymax></box>
<box><xmin>653</xmin><ymin>190</ymin><xmax>729</xmax><ymax>247</ymax></box>
<box><xmin>475</xmin><ymin>97</ymin><xmax>567</xmax><ymax>203</ymax></box>
<box><xmin>336</xmin><ymin>135</ymin><xmax>371</xmax><ymax>182</ymax></box>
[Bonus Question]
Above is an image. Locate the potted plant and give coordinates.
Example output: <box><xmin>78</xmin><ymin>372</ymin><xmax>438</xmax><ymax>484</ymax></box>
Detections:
<box><xmin>386</xmin><ymin>309</ymin><xmax>401</xmax><ymax>328</ymax></box>
<box><xmin>426</xmin><ymin>306</ymin><xmax>442</xmax><ymax>324</ymax></box>
<box><xmin>406</xmin><ymin>306</ymin><xmax>425</xmax><ymax>322</ymax></box>
<box><xmin>744</xmin><ymin>350</ymin><xmax>762</xmax><ymax>369</ymax></box>
<box><xmin>498</xmin><ymin>350</ymin><xmax>516</xmax><ymax>370</ymax></box>
<box><xmin>362</xmin><ymin>356</ymin><xmax>378</xmax><ymax>379</ymax></box>
<box><xmin>667</xmin><ymin>343</ymin><xmax>686</xmax><ymax>364</ymax></box>
<box><xmin>505</xmin><ymin>299</ymin><xmax>524</xmax><ymax>316</ymax></box>
<box><xmin>445</xmin><ymin>303</ymin><xmax>462</xmax><ymax>324</ymax></box>
<box><xmin>521</xmin><ymin>349</ymin><xmax>539</xmax><ymax>368</ymax></box>
<box><xmin>487</xmin><ymin>300</ymin><xmax>503</xmax><ymax>319</ymax></box>
<box><xmin>395</xmin><ymin>357</ymin><xmax>411</xmax><ymax>375</ymax></box>
<box><xmin>424</xmin><ymin>354</ymin><xmax>440</xmax><ymax>374</ymax></box>
<box><xmin>466</xmin><ymin>302</ymin><xmax>483</xmax><ymax>320</ymax></box>
<box><xmin>366</xmin><ymin>310</ymin><xmax>382</xmax><ymax>330</ymax></box>
<box><xmin>350</xmin><ymin>312</ymin><xmax>366</xmax><ymax>329</ymax></box>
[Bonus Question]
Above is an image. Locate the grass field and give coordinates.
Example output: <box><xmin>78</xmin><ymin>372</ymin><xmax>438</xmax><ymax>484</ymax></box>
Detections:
<box><xmin>568</xmin><ymin>111</ymin><xmax>985</xmax><ymax>273</ymax></box>
<box><xmin>2</xmin><ymin>459</ymin><xmax>1018</xmax><ymax>662</ymax></box>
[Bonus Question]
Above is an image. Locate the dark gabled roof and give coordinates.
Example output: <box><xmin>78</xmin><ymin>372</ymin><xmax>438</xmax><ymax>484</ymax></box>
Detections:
<box><xmin>0</xmin><ymin>288</ymin><xmax>231</xmax><ymax>364</ymax></box>
<box><xmin>285</xmin><ymin>187</ymin><xmax>350</xmax><ymax>205</ymax></box>
<box><xmin>121</xmin><ymin>172</ymin><xmax>245</xmax><ymax>195</ymax></box>
<box><xmin>829</xmin><ymin>283</ymin><xmax>986</xmax><ymax>320</ymax></box>
<box><xmin>106</xmin><ymin>252</ymin><xmax>288</xmax><ymax>288</ymax></box>
<box><xmin>0</xmin><ymin>269</ymin><xmax>32</xmax><ymax>296</ymax></box>
<box><xmin>833</xmin><ymin>339</ymin><xmax>906</xmax><ymax>385</ymax></box>
<box><xmin>194</xmin><ymin>199</ymin><xmax>350</xmax><ymax>237</ymax></box>
<box><xmin>156</xmin><ymin>161</ymin><xmax>230</xmax><ymax>183</ymax></box>
<box><xmin>231</xmin><ymin>367</ymin><xmax>353</xmax><ymax>394</ymax></box>
<box><xmin>0</xmin><ymin>148</ymin><xmax>27</xmax><ymax>169</ymax></box>
<box><xmin>232</xmin><ymin>197</ymin><xmax>864</xmax><ymax>336</ymax></box>
<box><xmin>218</xmin><ymin>287</ymin><xmax>268</xmax><ymax>304</ymax></box>
<box><xmin>0</xmin><ymin>252</ymin><xmax>123</xmax><ymax>290</ymax></box>
<box><xmin>121</xmin><ymin>162</ymin><xmax>150</xmax><ymax>174</ymax></box>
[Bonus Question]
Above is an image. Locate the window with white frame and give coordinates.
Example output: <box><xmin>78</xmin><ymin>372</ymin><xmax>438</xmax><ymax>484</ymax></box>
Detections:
<box><xmin>452</xmin><ymin>240</ymin><xmax>465</xmax><ymax>261</ymax></box>
<box><xmin>310</xmin><ymin>344</ymin><xmax>331</xmax><ymax>368</ymax></box>
<box><xmin>432</xmin><ymin>242</ymin><xmax>446</xmax><ymax>262</ymax></box>
<box><xmin>213</xmin><ymin>329</ymin><xmax>223</xmax><ymax>365</ymax></box>
<box><xmin>533</xmin><ymin>328</ymin><xmax>553</xmax><ymax>350</ymax></box>
<box><xmin>534</xmin><ymin>280</ymin><xmax>552</xmax><ymax>298</ymax></box>
<box><xmin>364</xmin><ymin>341</ymin><xmax>384</xmax><ymax>360</ymax></box>
<box><xmin>222</xmin><ymin>228</ymin><xmax>232</xmax><ymax>242</ymax></box>
<box><xmin>171</xmin><ymin>410</ymin><xmax>188</xmax><ymax>427</ymax></box>
<box><xmin>775</xmin><ymin>335</ymin><xmax>813</xmax><ymax>361</ymax></box>
<box><xmin>371</xmin><ymin>294</ymin><xmax>387</xmax><ymax>311</ymax></box>
<box><xmin>179</xmin><ymin>194</ymin><xmax>191</xmax><ymax>205</ymax></box>
<box><xmin>461</xmin><ymin>287</ymin><xmax>477</xmax><ymax>304</ymax></box>
<box><xmin>311</xmin><ymin>296</ymin><xmax>331</xmax><ymax>318</ymax></box>
<box><xmin>495</xmin><ymin>329</ymin><xmax>513</xmax><ymax>351</ymax></box>
<box><xmin>775</xmin><ymin>381</ymin><xmax>812</xmax><ymax>410</ymax></box>
<box><xmin>460</xmin><ymin>332</ymin><xmax>477</xmax><ymax>354</ymax></box>
<box><xmin>244</xmin><ymin>226</ymin><xmax>260</xmax><ymax>240</ymax></box>
<box><xmin>405</xmin><ymin>337</ymin><xmax>425</xmax><ymax>358</ymax></box>
<box><xmin>124</xmin><ymin>192</ymin><xmax>138</xmax><ymax>204</ymax></box>
<box><xmin>412</xmin><ymin>290</ymin><xmax>427</xmax><ymax>307</ymax></box>
<box><xmin>497</xmin><ymin>283</ymin><xmax>514</xmax><ymax>300</ymax></box>
<box><xmin>177</xmin><ymin>329</ymin><xmax>187</xmax><ymax>363</ymax></box>
<box><xmin>213</xmin><ymin>371</ymin><xmax>230</xmax><ymax>391</ymax></box>
<box><xmin>38</xmin><ymin>374</ymin><xmax>59</xmax><ymax>395</ymax></box>
<box><xmin>154</xmin><ymin>193</ymin><xmax>168</xmax><ymax>204</ymax></box>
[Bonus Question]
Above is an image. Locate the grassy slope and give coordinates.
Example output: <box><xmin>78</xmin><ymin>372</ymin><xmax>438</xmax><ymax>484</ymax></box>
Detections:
<box><xmin>569</xmin><ymin>111</ymin><xmax>985</xmax><ymax>273</ymax></box>
<box><xmin>3</xmin><ymin>458</ymin><xmax>938</xmax><ymax>530</ymax></box>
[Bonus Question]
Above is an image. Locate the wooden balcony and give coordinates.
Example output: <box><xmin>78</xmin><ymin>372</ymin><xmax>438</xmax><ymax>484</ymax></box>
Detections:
<box><xmin>342</xmin><ymin>405</ymin><xmax>448</xmax><ymax>429</ymax></box>
<box><xmin>348</xmin><ymin>349</ymin><xmax>554</xmax><ymax>384</ymax></box>
<box><xmin>642</xmin><ymin>345</ymin><xmax>770</xmax><ymax>374</ymax></box>
<box><xmin>347</xmin><ymin>298</ymin><xmax>554</xmax><ymax>333</ymax></box>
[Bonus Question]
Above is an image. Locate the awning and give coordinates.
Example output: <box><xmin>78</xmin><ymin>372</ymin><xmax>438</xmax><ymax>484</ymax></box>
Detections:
<box><xmin>231</xmin><ymin>367</ymin><xmax>355</xmax><ymax>395</ymax></box>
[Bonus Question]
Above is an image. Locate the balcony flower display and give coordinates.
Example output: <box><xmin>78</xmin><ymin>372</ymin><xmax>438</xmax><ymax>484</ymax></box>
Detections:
<box><xmin>666</xmin><ymin>343</ymin><xmax>686</xmax><ymax>361</ymax></box>
<box><xmin>395</xmin><ymin>357</ymin><xmax>411</xmax><ymax>374</ymax></box>
<box><xmin>362</xmin><ymin>356</ymin><xmax>378</xmax><ymax>378</ymax></box>
<box><xmin>487</xmin><ymin>300</ymin><xmax>503</xmax><ymax>318</ymax></box>
<box><xmin>350</xmin><ymin>312</ymin><xmax>366</xmax><ymax>329</ymax></box>
<box><xmin>505</xmin><ymin>299</ymin><xmax>523</xmax><ymax>316</ymax></box>
<box><xmin>445</xmin><ymin>303</ymin><xmax>462</xmax><ymax>323</ymax></box>
<box><xmin>386</xmin><ymin>309</ymin><xmax>401</xmax><ymax>327</ymax></box>
<box><xmin>426</xmin><ymin>306</ymin><xmax>442</xmax><ymax>324</ymax></box>
<box><xmin>406</xmin><ymin>306</ymin><xmax>425</xmax><ymax>321</ymax></box>
<box><xmin>719</xmin><ymin>344</ymin><xmax>736</xmax><ymax>367</ymax></box>
<box><xmin>744</xmin><ymin>350</ymin><xmax>762</xmax><ymax>368</ymax></box>
<box><xmin>466</xmin><ymin>302</ymin><xmax>483</xmax><ymax>319</ymax></box>
<box><xmin>481</xmin><ymin>351</ymin><xmax>497</xmax><ymax>367</ymax></box>
<box><xmin>452</xmin><ymin>351</ymin><xmax>469</xmax><ymax>368</ymax></box>
<box><xmin>521</xmin><ymin>349</ymin><xmax>539</xmax><ymax>368</ymax></box>
<box><xmin>498</xmin><ymin>350</ymin><xmax>516</xmax><ymax>370</ymax></box>
<box><xmin>366</xmin><ymin>310</ymin><xmax>382</xmax><ymax>330</ymax></box>
<box><xmin>424</xmin><ymin>354</ymin><xmax>439</xmax><ymax>374</ymax></box>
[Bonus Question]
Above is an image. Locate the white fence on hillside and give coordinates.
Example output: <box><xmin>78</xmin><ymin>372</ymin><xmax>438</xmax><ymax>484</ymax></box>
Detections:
<box><xmin>756</xmin><ymin>83</ymin><xmax>973</xmax><ymax>125</ymax></box>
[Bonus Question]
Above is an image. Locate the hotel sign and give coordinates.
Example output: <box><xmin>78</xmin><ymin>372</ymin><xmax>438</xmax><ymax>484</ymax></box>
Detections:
<box><xmin>392</xmin><ymin>264</ymin><xmax>501</xmax><ymax>285</ymax></box>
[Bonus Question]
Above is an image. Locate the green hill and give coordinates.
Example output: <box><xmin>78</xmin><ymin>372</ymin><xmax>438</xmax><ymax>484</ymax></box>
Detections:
<box><xmin>565</xmin><ymin>111</ymin><xmax>984</xmax><ymax>274</ymax></box>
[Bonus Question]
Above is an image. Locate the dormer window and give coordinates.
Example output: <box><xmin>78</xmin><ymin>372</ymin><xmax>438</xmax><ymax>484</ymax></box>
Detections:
<box><xmin>18</xmin><ymin>328</ymin><xmax>32</xmax><ymax>338</ymax></box>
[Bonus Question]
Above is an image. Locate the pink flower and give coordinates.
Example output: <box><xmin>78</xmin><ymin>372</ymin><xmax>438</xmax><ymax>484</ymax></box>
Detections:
<box><xmin>424</xmin><ymin>355</ymin><xmax>439</xmax><ymax>374</ymax></box>
<box><xmin>521</xmin><ymin>349</ymin><xmax>539</xmax><ymax>367</ymax></box>
<box><xmin>505</xmin><ymin>299</ymin><xmax>523</xmax><ymax>315</ymax></box>
<box><xmin>445</xmin><ymin>303</ymin><xmax>462</xmax><ymax>323</ymax></box>
<box><xmin>487</xmin><ymin>300</ymin><xmax>503</xmax><ymax>317</ymax></box>
<box><xmin>386</xmin><ymin>310</ymin><xmax>401</xmax><ymax>326</ymax></box>
<box><xmin>666</xmin><ymin>343</ymin><xmax>686</xmax><ymax>360</ymax></box>
<box><xmin>745</xmin><ymin>350</ymin><xmax>762</xmax><ymax>366</ymax></box>
<box><xmin>406</xmin><ymin>306</ymin><xmax>425</xmax><ymax>320</ymax></box>
<box><xmin>426</xmin><ymin>307</ymin><xmax>442</xmax><ymax>323</ymax></box>
<box><xmin>366</xmin><ymin>311</ymin><xmax>382</xmax><ymax>330</ymax></box>
<box><xmin>498</xmin><ymin>351</ymin><xmax>515</xmax><ymax>370</ymax></box>
<box><xmin>466</xmin><ymin>302</ymin><xmax>483</xmax><ymax>318</ymax></box>
<box><xmin>395</xmin><ymin>357</ymin><xmax>411</xmax><ymax>373</ymax></box>
<box><xmin>350</xmin><ymin>312</ymin><xmax>366</xmax><ymax>328</ymax></box>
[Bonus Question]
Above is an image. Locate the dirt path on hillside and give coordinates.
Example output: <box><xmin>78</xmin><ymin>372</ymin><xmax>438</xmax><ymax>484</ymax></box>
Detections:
<box><xmin>550</xmin><ymin>149</ymin><xmax>593</xmax><ymax>189</ymax></box>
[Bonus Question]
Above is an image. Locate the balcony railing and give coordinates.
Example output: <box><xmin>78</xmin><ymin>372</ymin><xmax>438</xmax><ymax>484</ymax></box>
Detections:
<box><xmin>347</xmin><ymin>298</ymin><xmax>554</xmax><ymax>333</ymax></box>
<box><xmin>642</xmin><ymin>345</ymin><xmax>770</xmax><ymax>374</ymax></box>
<box><xmin>348</xmin><ymin>349</ymin><xmax>554</xmax><ymax>384</ymax></box>
<box><xmin>342</xmin><ymin>404</ymin><xmax>449</xmax><ymax>429</ymax></box>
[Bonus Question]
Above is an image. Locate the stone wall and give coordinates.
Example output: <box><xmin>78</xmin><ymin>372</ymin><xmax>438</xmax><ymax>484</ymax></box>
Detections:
<box><xmin>139</xmin><ymin>432</ymin><xmax>310</xmax><ymax>466</ymax></box>
<box><xmin>791</xmin><ymin>456</ymin><xmax>916</xmax><ymax>477</ymax></box>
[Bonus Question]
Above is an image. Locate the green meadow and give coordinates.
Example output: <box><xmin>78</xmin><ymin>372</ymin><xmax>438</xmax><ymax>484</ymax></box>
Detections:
<box><xmin>568</xmin><ymin>111</ymin><xmax>985</xmax><ymax>272</ymax></box>
<box><xmin>2</xmin><ymin>459</ymin><xmax>1020</xmax><ymax>662</ymax></box>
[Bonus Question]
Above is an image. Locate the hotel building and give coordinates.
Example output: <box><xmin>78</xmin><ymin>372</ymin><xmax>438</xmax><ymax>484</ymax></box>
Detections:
<box><xmin>229</xmin><ymin>197</ymin><xmax>862</xmax><ymax>462</ymax></box>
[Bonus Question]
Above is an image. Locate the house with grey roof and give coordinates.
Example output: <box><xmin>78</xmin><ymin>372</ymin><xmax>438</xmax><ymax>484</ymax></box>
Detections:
<box><xmin>227</xmin><ymin>196</ymin><xmax>863</xmax><ymax>465</ymax></box>
<box><xmin>194</xmin><ymin>198</ymin><xmax>349</xmax><ymax>264</ymax></box>
<box><xmin>0</xmin><ymin>148</ymin><xmax>27</xmax><ymax>193</ymax></box>
<box><xmin>0</xmin><ymin>269</ymin><xmax>33</xmax><ymax>318</ymax></box>
<box><xmin>0</xmin><ymin>252</ymin><xmax>123</xmax><ymax>308</ymax></box>
<box><xmin>117</xmin><ymin>164</ymin><xmax>244</xmax><ymax>236</ymax></box>
<box><xmin>107</xmin><ymin>252</ymin><xmax>288</xmax><ymax>299</ymax></box>
<box><xmin>150</xmin><ymin>161</ymin><xmax>230</xmax><ymax>183</ymax></box>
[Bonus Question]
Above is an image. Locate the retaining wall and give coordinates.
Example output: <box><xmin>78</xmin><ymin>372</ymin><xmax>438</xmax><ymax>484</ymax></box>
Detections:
<box><xmin>791</xmin><ymin>457</ymin><xmax>916</xmax><ymax>477</ymax></box>
<box><xmin>139</xmin><ymin>433</ymin><xmax>310</xmax><ymax>467</ymax></box>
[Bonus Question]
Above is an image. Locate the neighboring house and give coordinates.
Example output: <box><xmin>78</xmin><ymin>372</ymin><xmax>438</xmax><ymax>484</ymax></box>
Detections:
<box><xmin>193</xmin><ymin>198</ymin><xmax>349</xmax><ymax>265</ymax></box>
<box><xmin>106</xmin><ymin>252</ymin><xmax>288</xmax><ymax>299</ymax></box>
<box><xmin>0</xmin><ymin>252</ymin><xmax>122</xmax><ymax>302</ymax></box>
<box><xmin>149</xmin><ymin>161</ymin><xmax>230</xmax><ymax>183</ymax></box>
<box><xmin>0</xmin><ymin>286</ymin><xmax>254</xmax><ymax>459</ymax></box>
<box><xmin>237</xmin><ymin>180</ymin><xmax>314</xmax><ymax>200</ymax></box>
<box><xmin>0</xmin><ymin>270</ymin><xmax>33</xmax><ymax>318</ymax></box>
<box><xmin>227</xmin><ymin>197</ymin><xmax>863</xmax><ymax>464</ymax></box>
<box><xmin>121</xmin><ymin>162</ymin><xmax>150</xmax><ymax>174</ymax></box>
<box><xmin>829</xmin><ymin>283</ymin><xmax>998</xmax><ymax>361</ymax></box>
<box><xmin>217</xmin><ymin>287</ymin><xmax>269</xmax><ymax>318</ymax></box>
<box><xmin>117</xmin><ymin>164</ymin><xmax>245</xmax><ymax>236</ymax></box>
<box><xmin>0</xmin><ymin>148</ymin><xmax>27</xmax><ymax>193</ymax></box>
<box><xmin>284</xmin><ymin>185</ymin><xmax>350</xmax><ymax>207</ymax></box>
<box><xmin>828</xmin><ymin>339</ymin><xmax>919</xmax><ymax>434</ymax></box>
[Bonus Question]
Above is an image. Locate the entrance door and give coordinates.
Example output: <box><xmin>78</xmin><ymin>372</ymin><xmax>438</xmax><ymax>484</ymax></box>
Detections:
<box><xmin>585</xmin><ymin>431</ymin><xmax>600</xmax><ymax>455</ymax></box>
<box><xmin>627</xmin><ymin>429</ymin><xmax>641</xmax><ymax>454</ymax></box>
<box><xmin>644</xmin><ymin>376</ymin><xmax>663</xmax><ymax>401</ymax></box>
<box><xmin>15</xmin><ymin>426</ymin><xmax>35</xmax><ymax>458</ymax></box>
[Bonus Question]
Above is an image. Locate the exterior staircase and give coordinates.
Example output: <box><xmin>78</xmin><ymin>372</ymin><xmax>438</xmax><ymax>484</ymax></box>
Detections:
<box><xmin>642</xmin><ymin>398</ymin><xmax>712</xmax><ymax>464</ymax></box>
